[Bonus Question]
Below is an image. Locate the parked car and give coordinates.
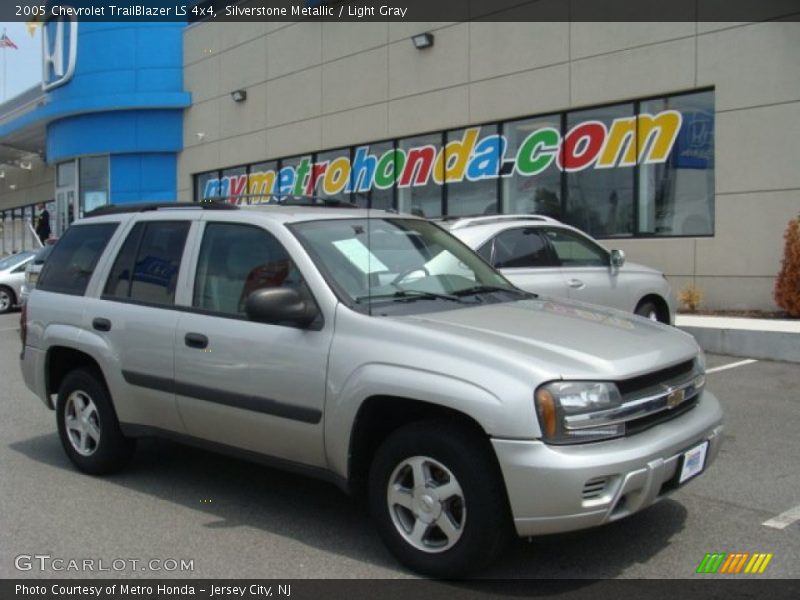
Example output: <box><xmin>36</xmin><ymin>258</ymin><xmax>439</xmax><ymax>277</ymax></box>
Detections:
<box><xmin>0</xmin><ymin>250</ymin><xmax>36</xmax><ymax>314</ymax></box>
<box><xmin>21</xmin><ymin>201</ymin><xmax>722</xmax><ymax>576</ymax></box>
<box><xmin>19</xmin><ymin>241</ymin><xmax>57</xmax><ymax>305</ymax></box>
<box><xmin>443</xmin><ymin>215</ymin><xmax>676</xmax><ymax>323</ymax></box>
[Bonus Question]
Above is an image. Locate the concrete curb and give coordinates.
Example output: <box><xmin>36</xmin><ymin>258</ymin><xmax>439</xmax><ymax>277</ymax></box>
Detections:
<box><xmin>676</xmin><ymin>315</ymin><xmax>800</xmax><ymax>363</ymax></box>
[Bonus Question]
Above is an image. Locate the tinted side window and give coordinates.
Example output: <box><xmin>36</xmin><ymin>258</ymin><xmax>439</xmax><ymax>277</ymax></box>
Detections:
<box><xmin>493</xmin><ymin>228</ymin><xmax>554</xmax><ymax>268</ymax></box>
<box><xmin>37</xmin><ymin>223</ymin><xmax>119</xmax><ymax>295</ymax></box>
<box><xmin>544</xmin><ymin>228</ymin><xmax>608</xmax><ymax>267</ymax></box>
<box><xmin>104</xmin><ymin>221</ymin><xmax>190</xmax><ymax>306</ymax></box>
<box><xmin>193</xmin><ymin>223</ymin><xmax>307</xmax><ymax>317</ymax></box>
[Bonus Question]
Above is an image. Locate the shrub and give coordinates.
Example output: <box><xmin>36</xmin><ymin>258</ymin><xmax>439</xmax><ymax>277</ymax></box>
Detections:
<box><xmin>678</xmin><ymin>284</ymin><xmax>703</xmax><ymax>313</ymax></box>
<box><xmin>774</xmin><ymin>216</ymin><xmax>800</xmax><ymax>317</ymax></box>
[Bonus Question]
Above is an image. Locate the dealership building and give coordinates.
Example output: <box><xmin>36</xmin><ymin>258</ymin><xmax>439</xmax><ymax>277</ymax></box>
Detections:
<box><xmin>0</xmin><ymin>12</ymin><xmax>798</xmax><ymax>310</ymax></box>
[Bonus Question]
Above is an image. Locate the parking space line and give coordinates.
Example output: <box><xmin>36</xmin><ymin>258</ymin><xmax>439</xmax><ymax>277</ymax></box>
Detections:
<box><xmin>763</xmin><ymin>505</ymin><xmax>800</xmax><ymax>530</ymax></box>
<box><xmin>706</xmin><ymin>359</ymin><xmax>758</xmax><ymax>374</ymax></box>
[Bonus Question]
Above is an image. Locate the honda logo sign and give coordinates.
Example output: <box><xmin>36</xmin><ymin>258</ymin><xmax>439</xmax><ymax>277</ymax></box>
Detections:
<box><xmin>42</xmin><ymin>17</ymin><xmax>78</xmax><ymax>91</ymax></box>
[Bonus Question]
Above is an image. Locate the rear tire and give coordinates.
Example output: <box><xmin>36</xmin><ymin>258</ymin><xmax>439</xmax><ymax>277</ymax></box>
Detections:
<box><xmin>0</xmin><ymin>285</ymin><xmax>15</xmax><ymax>314</ymax></box>
<box><xmin>368</xmin><ymin>420</ymin><xmax>511</xmax><ymax>577</ymax></box>
<box><xmin>635</xmin><ymin>299</ymin><xmax>666</xmax><ymax>323</ymax></box>
<box><xmin>56</xmin><ymin>368</ymin><xmax>135</xmax><ymax>475</ymax></box>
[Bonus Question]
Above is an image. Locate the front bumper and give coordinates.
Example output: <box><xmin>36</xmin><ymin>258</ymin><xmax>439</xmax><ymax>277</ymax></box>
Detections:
<box><xmin>492</xmin><ymin>391</ymin><xmax>723</xmax><ymax>537</ymax></box>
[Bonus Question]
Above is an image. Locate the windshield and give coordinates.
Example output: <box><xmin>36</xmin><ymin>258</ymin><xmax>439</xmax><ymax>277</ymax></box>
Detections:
<box><xmin>0</xmin><ymin>251</ymin><xmax>35</xmax><ymax>271</ymax></box>
<box><xmin>291</xmin><ymin>218</ymin><xmax>526</xmax><ymax>314</ymax></box>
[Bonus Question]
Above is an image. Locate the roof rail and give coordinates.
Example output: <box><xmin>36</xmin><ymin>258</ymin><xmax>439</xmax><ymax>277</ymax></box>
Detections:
<box><xmin>443</xmin><ymin>214</ymin><xmax>562</xmax><ymax>230</ymax></box>
<box><xmin>203</xmin><ymin>194</ymin><xmax>359</xmax><ymax>208</ymax></box>
<box><xmin>85</xmin><ymin>200</ymin><xmax>237</xmax><ymax>217</ymax></box>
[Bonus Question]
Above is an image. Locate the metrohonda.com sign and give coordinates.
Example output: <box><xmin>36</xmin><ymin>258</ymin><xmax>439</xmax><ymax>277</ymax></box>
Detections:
<box><xmin>202</xmin><ymin>110</ymin><xmax>682</xmax><ymax>200</ymax></box>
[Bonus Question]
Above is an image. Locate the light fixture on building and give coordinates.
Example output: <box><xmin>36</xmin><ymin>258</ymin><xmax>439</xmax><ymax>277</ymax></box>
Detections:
<box><xmin>231</xmin><ymin>89</ymin><xmax>247</xmax><ymax>103</ymax></box>
<box><xmin>19</xmin><ymin>160</ymin><xmax>32</xmax><ymax>170</ymax></box>
<box><xmin>0</xmin><ymin>170</ymin><xmax>4</xmax><ymax>179</ymax></box>
<box><xmin>411</xmin><ymin>32</ymin><xmax>434</xmax><ymax>50</ymax></box>
<box><xmin>9</xmin><ymin>184</ymin><xmax>16</xmax><ymax>190</ymax></box>
<box><xmin>196</xmin><ymin>132</ymin><xmax>206</xmax><ymax>141</ymax></box>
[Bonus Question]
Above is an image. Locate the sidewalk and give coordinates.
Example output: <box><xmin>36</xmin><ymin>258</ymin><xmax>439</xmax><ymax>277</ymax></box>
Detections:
<box><xmin>676</xmin><ymin>315</ymin><xmax>800</xmax><ymax>363</ymax></box>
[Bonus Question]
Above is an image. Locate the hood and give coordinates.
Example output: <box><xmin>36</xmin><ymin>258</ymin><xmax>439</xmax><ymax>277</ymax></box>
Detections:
<box><xmin>398</xmin><ymin>297</ymin><xmax>698</xmax><ymax>380</ymax></box>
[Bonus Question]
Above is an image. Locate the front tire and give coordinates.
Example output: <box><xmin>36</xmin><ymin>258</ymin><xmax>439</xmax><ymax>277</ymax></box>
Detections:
<box><xmin>368</xmin><ymin>420</ymin><xmax>510</xmax><ymax>577</ymax></box>
<box><xmin>56</xmin><ymin>368</ymin><xmax>135</xmax><ymax>475</ymax></box>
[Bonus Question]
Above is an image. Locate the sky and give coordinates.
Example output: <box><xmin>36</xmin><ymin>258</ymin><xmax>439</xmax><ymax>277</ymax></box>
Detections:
<box><xmin>0</xmin><ymin>22</ymin><xmax>42</xmax><ymax>103</ymax></box>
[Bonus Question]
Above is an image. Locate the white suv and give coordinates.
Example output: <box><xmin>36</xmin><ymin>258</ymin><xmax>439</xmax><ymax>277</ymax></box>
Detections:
<box><xmin>444</xmin><ymin>215</ymin><xmax>675</xmax><ymax>323</ymax></box>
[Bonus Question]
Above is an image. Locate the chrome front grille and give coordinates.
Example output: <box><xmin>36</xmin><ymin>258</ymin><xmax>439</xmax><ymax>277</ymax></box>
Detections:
<box><xmin>563</xmin><ymin>359</ymin><xmax>705</xmax><ymax>437</ymax></box>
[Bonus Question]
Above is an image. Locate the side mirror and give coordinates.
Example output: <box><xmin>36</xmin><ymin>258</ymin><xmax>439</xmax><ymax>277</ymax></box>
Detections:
<box><xmin>610</xmin><ymin>249</ymin><xmax>626</xmax><ymax>268</ymax></box>
<box><xmin>245</xmin><ymin>288</ymin><xmax>318</xmax><ymax>328</ymax></box>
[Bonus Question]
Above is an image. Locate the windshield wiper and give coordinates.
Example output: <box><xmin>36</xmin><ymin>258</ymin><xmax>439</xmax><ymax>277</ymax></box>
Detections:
<box><xmin>355</xmin><ymin>290</ymin><xmax>465</xmax><ymax>303</ymax></box>
<box><xmin>453</xmin><ymin>284</ymin><xmax>536</xmax><ymax>298</ymax></box>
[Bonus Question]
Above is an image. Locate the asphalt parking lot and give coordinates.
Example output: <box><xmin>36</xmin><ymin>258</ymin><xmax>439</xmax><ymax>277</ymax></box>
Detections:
<box><xmin>0</xmin><ymin>311</ymin><xmax>798</xmax><ymax>580</ymax></box>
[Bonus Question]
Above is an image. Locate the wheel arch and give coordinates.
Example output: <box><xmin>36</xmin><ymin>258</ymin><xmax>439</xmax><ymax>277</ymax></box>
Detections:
<box><xmin>45</xmin><ymin>346</ymin><xmax>108</xmax><ymax>409</ymax></box>
<box><xmin>635</xmin><ymin>293</ymin><xmax>671</xmax><ymax>323</ymax></box>
<box><xmin>347</xmin><ymin>395</ymin><xmax>494</xmax><ymax>501</ymax></box>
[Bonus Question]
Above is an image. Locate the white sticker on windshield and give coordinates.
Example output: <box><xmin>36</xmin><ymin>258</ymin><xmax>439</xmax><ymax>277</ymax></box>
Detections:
<box><xmin>332</xmin><ymin>239</ymin><xmax>389</xmax><ymax>274</ymax></box>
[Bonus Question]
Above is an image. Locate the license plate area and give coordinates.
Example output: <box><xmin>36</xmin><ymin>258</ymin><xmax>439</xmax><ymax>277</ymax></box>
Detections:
<box><xmin>678</xmin><ymin>441</ymin><xmax>709</xmax><ymax>485</ymax></box>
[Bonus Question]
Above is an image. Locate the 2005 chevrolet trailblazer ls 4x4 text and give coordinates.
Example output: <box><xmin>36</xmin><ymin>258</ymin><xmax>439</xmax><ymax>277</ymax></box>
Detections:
<box><xmin>20</xmin><ymin>200</ymin><xmax>723</xmax><ymax>576</ymax></box>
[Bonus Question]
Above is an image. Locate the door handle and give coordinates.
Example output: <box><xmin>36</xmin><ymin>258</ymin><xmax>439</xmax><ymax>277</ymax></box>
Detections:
<box><xmin>568</xmin><ymin>279</ymin><xmax>585</xmax><ymax>289</ymax></box>
<box><xmin>184</xmin><ymin>333</ymin><xmax>208</xmax><ymax>349</ymax></box>
<box><xmin>92</xmin><ymin>318</ymin><xmax>111</xmax><ymax>332</ymax></box>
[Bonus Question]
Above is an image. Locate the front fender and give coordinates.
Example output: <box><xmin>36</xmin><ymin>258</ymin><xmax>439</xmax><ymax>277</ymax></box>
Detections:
<box><xmin>324</xmin><ymin>362</ymin><xmax>528</xmax><ymax>480</ymax></box>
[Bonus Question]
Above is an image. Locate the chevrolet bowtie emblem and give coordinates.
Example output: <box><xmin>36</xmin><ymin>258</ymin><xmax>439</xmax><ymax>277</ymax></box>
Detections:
<box><xmin>666</xmin><ymin>388</ymin><xmax>686</xmax><ymax>409</ymax></box>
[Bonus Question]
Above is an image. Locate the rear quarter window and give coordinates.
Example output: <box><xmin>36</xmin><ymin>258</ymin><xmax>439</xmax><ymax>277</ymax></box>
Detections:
<box><xmin>37</xmin><ymin>223</ymin><xmax>119</xmax><ymax>296</ymax></box>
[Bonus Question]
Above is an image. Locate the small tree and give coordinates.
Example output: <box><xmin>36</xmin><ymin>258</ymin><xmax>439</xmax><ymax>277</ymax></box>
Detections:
<box><xmin>774</xmin><ymin>216</ymin><xmax>800</xmax><ymax>317</ymax></box>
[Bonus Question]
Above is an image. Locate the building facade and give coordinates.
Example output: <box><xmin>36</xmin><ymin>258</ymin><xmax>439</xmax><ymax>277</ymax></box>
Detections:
<box><xmin>1</xmin><ymin>14</ymin><xmax>798</xmax><ymax>310</ymax></box>
<box><xmin>177</xmin><ymin>18</ymin><xmax>799</xmax><ymax>311</ymax></box>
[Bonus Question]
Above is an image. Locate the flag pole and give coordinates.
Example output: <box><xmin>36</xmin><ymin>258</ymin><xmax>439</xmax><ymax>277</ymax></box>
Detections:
<box><xmin>1</xmin><ymin>29</ymin><xmax>5</xmax><ymax>102</ymax></box>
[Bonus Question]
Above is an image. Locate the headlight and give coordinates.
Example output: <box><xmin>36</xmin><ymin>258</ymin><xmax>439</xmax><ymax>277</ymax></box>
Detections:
<box><xmin>535</xmin><ymin>381</ymin><xmax>625</xmax><ymax>444</ymax></box>
<box><xmin>696</xmin><ymin>349</ymin><xmax>706</xmax><ymax>374</ymax></box>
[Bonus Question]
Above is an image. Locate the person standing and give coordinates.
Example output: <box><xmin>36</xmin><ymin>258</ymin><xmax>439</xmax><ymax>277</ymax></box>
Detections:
<box><xmin>36</xmin><ymin>203</ymin><xmax>51</xmax><ymax>243</ymax></box>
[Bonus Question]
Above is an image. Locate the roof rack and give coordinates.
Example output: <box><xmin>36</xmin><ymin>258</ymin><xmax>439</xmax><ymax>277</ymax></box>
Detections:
<box><xmin>443</xmin><ymin>214</ymin><xmax>562</xmax><ymax>230</ymax></box>
<box><xmin>203</xmin><ymin>194</ymin><xmax>359</xmax><ymax>208</ymax></box>
<box><xmin>85</xmin><ymin>200</ymin><xmax>238</xmax><ymax>217</ymax></box>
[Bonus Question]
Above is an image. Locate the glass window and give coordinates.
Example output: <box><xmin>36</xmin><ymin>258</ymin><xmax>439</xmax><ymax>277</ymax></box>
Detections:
<box><xmin>360</xmin><ymin>141</ymin><xmax>394</xmax><ymax>211</ymax></box>
<box><xmin>543</xmin><ymin>228</ymin><xmax>608</xmax><ymax>267</ymax></box>
<box><xmin>37</xmin><ymin>223</ymin><xmax>119</xmax><ymax>296</ymax></box>
<box><xmin>291</xmin><ymin>218</ymin><xmax>515</xmax><ymax>315</ymax></box>
<box><xmin>104</xmin><ymin>222</ymin><xmax>189</xmax><ymax>305</ymax></box>
<box><xmin>396</xmin><ymin>133</ymin><xmax>443</xmax><ymax>218</ymax></box>
<box><xmin>220</xmin><ymin>166</ymin><xmax>247</xmax><ymax>203</ymax></box>
<box><xmin>277</xmin><ymin>156</ymin><xmax>309</xmax><ymax>198</ymax></box>
<box><xmin>565</xmin><ymin>104</ymin><xmax>635</xmax><ymax>238</ymax></box>
<box><xmin>504</xmin><ymin>115</ymin><xmax>562</xmax><ymax>217</ymax></box>
<box><xmin>247</xmin><ymin>161</ymin><xmax>278</xmax><ymax>203</ymax></box>
<box><xmin>639</xmin><ymin>91</ymin><xmax>714</xmax><ymax>236</ymax></box>
<box><xmin>196</xmin><ymin>171</ymin><xmax>220</xmax><ymax>202</ymax></box>
<box><xmin>491</xmin><ymin>228</ymin><xmax>555</xmax><ymax>268</ymax></box>
<box><xmin>193</xmin><ymin>223</ymin><xmax>307</xmax><ymax>317</ymax></box>
<box><xmin>79</xmin><ymin>156</ymin><xmax>109</xmax><ymax>215</ymax></box>
<box><xmin>57</xmin><ymin>161</ymin><xmax>76</xmax><ymax>187</ymax></box>
<box><xmin>445</xmin><ymin>125</ymin><xmax>499</xmax><ymax>217</ymax></box>
<box><xmin>312</xmin><ymin>148</ymin><xmax>353</xmax><ymax>204</ymax></box>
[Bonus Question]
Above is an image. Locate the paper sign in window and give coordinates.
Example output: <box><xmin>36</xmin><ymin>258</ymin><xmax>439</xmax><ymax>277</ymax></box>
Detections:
<box><xmin>332</xmin><ymin>239</ymin><xmax>389</xmax><ymax>274</ymax></box>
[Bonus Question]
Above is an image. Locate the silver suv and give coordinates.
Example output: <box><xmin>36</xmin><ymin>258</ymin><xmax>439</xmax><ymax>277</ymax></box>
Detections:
<box><xmin>445</xmin><ymin>215</ymin><xmax>676</xmax><ymax>323</ymax></box>
<box><xmin>21</xmin><ymin>202</ymin><xmax>722</xmax><ymax>576</ymax></box>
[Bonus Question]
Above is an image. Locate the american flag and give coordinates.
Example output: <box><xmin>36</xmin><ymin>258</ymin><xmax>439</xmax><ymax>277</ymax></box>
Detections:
<box><xmin>0</xmin><ymin>31</ymin><xmax>18</xmax><ymax>50</ymax></box>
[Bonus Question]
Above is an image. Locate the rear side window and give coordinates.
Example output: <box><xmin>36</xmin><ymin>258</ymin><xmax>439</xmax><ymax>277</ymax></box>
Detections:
<box><xmin>37</xmin><ymin>223</ymin><xmax>118</xmax><ymax>296</ymax></box>
<box><xmin>104</xmin><ymin>221</ymin><xmax>190</xmax><ymax>306</ymax></box>
<box><xmin>492</xmin><ymin>228</ymin><xmax>554</xmax><ymax>268</ymax></box>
